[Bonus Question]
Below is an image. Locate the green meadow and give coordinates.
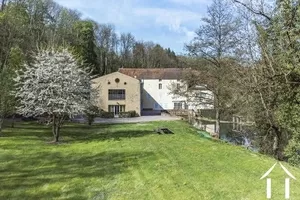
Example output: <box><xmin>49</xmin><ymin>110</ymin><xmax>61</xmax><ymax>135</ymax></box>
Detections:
<box><xmin>1</xmin><ymin>120</ymin><xmax>300</xmax><ymax>200</ymax></box>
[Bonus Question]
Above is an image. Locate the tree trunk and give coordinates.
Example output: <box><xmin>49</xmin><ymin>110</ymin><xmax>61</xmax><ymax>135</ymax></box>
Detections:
<box><xmin>52</xmin><ymin>125</ymin><xmax>60</xmax><ymax>142</ymax></box>
<box><xmin>1</xmin><ymin>0</ymin><xmax>6</xmax><ymax>11</ymax></box>
<box><xmin>52</xmin><ymin>115</ymin><xmax>59</xmax><ymax>142</ymax></box>
<box><xmin>214</xmin><ymin>92</ymin><xmax>220</xmax><ymax>138</ymax></box>
<box><xmin>0</xmin><ymin>116</ymin><xmax>3</xmax><ymax>135</ymax></box>
<box><xmin>52</xmin><ymin>116</ymin><xmax>56</xmax><ymax>142</ymax></box>
<box><xmin>11</xmin><ymin>114</ymin><xmax>15</xmax><ymax>128</ymax></box>
<box><xmin>272</xmin><ymin>125</ymin><xmax>284</xmax><ymax>160</ymax></box>
<box><xmin>52</xmin><ymin>115</ymin><xmax>62</xmax><ymax>143</ymax></box>
<box><xmin>215</xmin><ymin>108</ymin><xmax>220</xmax><ymax>138</ymax></box>
<box><xmin>55</xmin><ymin>125</ymin><xmax>60</xmax><ymax>142</ymax></box>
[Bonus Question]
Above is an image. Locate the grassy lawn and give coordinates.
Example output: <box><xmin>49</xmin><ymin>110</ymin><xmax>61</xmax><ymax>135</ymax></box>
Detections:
<box><xmin>1</xmin><ymin>120</ymin><xmax>300</xmax><ymax>200</ymax></box>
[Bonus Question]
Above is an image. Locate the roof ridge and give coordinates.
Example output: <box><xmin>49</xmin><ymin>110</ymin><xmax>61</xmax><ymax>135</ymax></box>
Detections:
<box><xmin>119</xmin><ymin>68</ymin><xmax>186</xmax><ymax>79</ymax></box>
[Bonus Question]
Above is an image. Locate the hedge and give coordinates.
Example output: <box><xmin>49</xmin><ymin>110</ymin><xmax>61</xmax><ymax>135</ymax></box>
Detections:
<box><xmin>100</xmin><ymin>111</ymin><xmax>115</xmax><ymax>118</ymax></box>
<box><xmin>119</xmin><ymin>110</ymin><xmax>139</xmax><ymax>118</ymax></box>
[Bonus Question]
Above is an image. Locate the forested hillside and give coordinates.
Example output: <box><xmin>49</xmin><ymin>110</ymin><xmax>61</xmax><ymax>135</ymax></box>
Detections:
<box><xmin>0</xmin><ymin>0</ymin><xmax>181</xmax><ymax>77</ymax></box>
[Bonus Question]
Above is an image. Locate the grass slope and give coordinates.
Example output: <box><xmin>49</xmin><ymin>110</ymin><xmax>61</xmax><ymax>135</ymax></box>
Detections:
<box><xmin>1</xmin><ymin>120</ymin><xmax>300</xmax><ymax>200</ymax></box>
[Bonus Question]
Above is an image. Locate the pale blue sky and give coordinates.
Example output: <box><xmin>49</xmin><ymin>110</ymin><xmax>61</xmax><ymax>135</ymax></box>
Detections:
<box><xmin>54</xmin><ymin>0</ymin><xmax>211</xmax><ymax>53</ymax></box>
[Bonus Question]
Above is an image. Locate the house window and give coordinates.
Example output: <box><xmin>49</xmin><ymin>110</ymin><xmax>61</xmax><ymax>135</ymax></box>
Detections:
<box><xmin>159</xmin><ymin>83</ymin><xmax>162</xmax><ymax>89</ymax></box>
<box><xmin>108</xmin><ymin>89</ymin><xmax>125</xmax><ymax>100</ymax></box>
<box><xmin>120</xmin><ymin>105</ymin><xmax>125</xmax><ymax>112</ymax></box>
<box><xmin>174</xmin><ymin>102</ymin><xmax>182</xmax><ymax>110</ymax></box>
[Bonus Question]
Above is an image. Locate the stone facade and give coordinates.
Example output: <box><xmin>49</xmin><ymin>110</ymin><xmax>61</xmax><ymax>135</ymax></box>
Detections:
<box><xmin>91</xmin><ymin>72</ymin><xmax>141</xmax><ymax>116</ymax></box>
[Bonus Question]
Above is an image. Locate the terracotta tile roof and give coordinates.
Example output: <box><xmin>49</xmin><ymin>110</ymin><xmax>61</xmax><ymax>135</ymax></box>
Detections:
<box><xmin>118</xmin><ymin>68</ymin><xmax>188</xmax><ymax>79</ymax></box>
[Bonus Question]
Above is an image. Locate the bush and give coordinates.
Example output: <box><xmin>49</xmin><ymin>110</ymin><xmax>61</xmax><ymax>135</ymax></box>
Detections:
<box><xmin>119</xmin><ymin>112</ymin><xmax>131</xmax><ymax>118</ymax></box>
<box><xmin>285</xmin><ymin>137</ymin><xmax>300</xmax><ymax>167</ymax></box>
<box><xmin>119</xmin><ymin>110</ymin><xmax>139</xmax><ymax>118</ymax></box>
<box><xmin>100</xmin><ymin>111</ymin><xmax>115</xmax><ymax>118</ymax></box>
<box><xmin>85</xmin><ymin>105</ymin><xmax>101</xmax><ymax>125</ymax></box>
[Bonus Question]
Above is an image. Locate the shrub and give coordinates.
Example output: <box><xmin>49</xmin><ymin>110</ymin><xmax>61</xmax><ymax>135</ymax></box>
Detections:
<box><xmin>100</xmin><ymin>111</ymin><xmax>115</xmax><ymax>118</ymax></box>
<box><xmin>119</xmin><ymin>110</ymin><xmax>139</xmax><ymax>118</ymax></box>
<box><xmin>85</xmin><ymin>105</ymin><xmax>101</xmax><ymax>125</ymax></box>
<box><xmin>284</xmin><ymin>138</ymin><xmax>300</xmax><ymax>167</ymax></box>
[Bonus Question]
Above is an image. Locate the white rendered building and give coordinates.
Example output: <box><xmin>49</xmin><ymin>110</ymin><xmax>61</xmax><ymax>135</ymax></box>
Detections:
<box><xmin>119</xmin><ymin>68</ymin><xmax>213</xmax><ymax>115</ymax></box>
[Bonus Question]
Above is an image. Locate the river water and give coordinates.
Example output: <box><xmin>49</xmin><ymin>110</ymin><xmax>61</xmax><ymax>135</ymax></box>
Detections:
<box><xmin>192</xmin><ymin>118</ymin><xmax>259</xmax><ymax>152</ymax></box>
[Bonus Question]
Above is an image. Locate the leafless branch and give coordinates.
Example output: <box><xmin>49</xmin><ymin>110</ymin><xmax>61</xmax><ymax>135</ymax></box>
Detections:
<box><xmin>232</xmin><ymin>0</ymin><xmax>271</xmax><ymax>21</ymax></box>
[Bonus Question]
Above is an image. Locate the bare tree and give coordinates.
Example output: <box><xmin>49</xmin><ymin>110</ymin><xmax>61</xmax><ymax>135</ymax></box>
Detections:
<box><xmin>120</xmin><ymin>33</ymin><xmax>135</xmax><ymax>67</ymax></box>
<box><xmin>185</xmin><ymin>0</ymin><xmax>242</xmax><ymax>136</ymax></box>
<box><xmin>233</xmin><ymin>0</ymin><xmax>300</xmax><ymax>160</ymax></box>
<box><xmin>95</xmin><ymin>24</ymin><xmax>120</xmax><ymax>75</ymax></box>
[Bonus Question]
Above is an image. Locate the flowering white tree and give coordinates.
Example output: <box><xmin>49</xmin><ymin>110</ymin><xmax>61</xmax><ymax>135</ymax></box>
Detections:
<box><xmin>14</xmin><ymin>49</ymin><xmax>92</xmax><ymax>142</ymax></box>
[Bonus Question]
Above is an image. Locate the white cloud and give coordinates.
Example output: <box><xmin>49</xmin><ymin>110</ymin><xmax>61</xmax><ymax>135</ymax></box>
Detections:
<box><xmin>54</xmin><ymin>0</ymin><xmax>204</xmax><ymax>51</ymax></box>
<box><xmin>133</xmin><ymin>7</ymin><xmax>200</xmax><ymax>43</ymax></box>
<box><xmin>134</xmin><ymin>8</ymin><xmax>201</xmax><ymax>32</ymax></box>
<box><xmin>181</xmin><ymin>27</ymin><xmax>197</xmax><ymax>41</ymax></box>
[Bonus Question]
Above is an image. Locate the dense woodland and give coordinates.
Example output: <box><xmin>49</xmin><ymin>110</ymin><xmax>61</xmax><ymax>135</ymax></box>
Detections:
<box><xmin>1</xmin><ymin>0</ymin><xmax>300</xmax><ymax>167</ymax></box>
<box><xmin>0</xmin><ymin>0</ymin><xmax>181</xmax><ymax>76</ymax></box>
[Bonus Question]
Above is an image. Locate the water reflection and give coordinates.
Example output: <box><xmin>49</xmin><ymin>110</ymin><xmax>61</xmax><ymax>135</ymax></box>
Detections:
<box><xmin>193</xmin><ymin>118</ymin><xmax>258</xmax><ymax>152</ymax></box>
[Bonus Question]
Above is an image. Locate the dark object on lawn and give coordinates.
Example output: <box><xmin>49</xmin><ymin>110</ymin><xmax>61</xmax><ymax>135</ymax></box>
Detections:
<box><xmin>154</xmin><ymin>127</ymin><xmax>174</xmax><ymax>134</ymax></box>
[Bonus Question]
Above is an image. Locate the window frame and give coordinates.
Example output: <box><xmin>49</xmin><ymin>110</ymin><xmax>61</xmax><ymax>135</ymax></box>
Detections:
<box><xmin>174</xmin><ymin>102</ymin><xmax>182</xmax><ymax>110</ymax></box>
<box><xmin>108</xmin><ymin>89</ymin><xmax>126</xmax><ymax>100</ymax></box>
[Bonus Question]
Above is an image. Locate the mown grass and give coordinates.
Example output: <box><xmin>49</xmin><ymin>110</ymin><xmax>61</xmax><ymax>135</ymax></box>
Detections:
<box><xmin>1</xmin><ymin>120</ymin><xmax>300</xmax><ymax>200</ymax></box>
